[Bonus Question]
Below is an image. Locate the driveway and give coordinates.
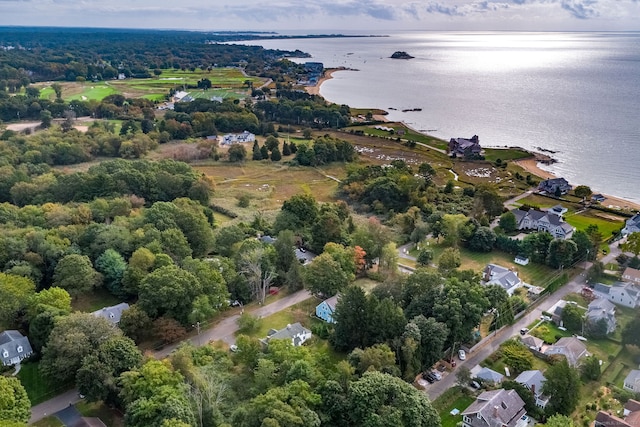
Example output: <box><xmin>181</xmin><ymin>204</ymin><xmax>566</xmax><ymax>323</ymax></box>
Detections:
<box><xmin>54</xmin><ymin>405</ymin><xmax>81</xmax><ymax>427</ymax></box>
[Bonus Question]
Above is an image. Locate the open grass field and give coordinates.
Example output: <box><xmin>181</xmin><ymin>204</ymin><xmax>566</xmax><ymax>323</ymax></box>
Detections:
<box><xmin>345</xmin><ymin>122</ymin><xmax>449</xmax><ymax>151</ymax></box>
<box><xmin>71</xmin><ymin>288</ymin><xmax>121</xmax><ymax>313</ymax></box>
<box><xmin>35</xmin><ymin>68</ymin><xmax>263</xmax><ymax>103</ymax></box>
<box><xmin>432</xmin><ymin>387</ymin><xmax>475</xmax><ymax>427</ymax></box>
<box><xmin>483</xmin><ymin>148</ymin><xmax>532</xmax><ymax>163</ymax></box>
<box><xmin>17</xmin><ymin>362</ymin><xmax>74</xmax><ymax>405</ymax></box>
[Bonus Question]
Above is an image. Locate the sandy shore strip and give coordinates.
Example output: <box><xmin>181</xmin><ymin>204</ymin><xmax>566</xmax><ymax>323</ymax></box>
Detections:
<box><xmin>305</xmin><ymin>69</ymin><xmax>339</xmax><ymax>96</ymax></box>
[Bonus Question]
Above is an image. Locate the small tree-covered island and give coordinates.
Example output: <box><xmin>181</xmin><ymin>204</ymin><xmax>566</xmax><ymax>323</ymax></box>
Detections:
<box><xmin>1</xmin><ymin>27</ymin><xmax>639</xmax><ymax>427</ymax></box>
<box><xmin>390</xmin><ymin>51</ymin><xmax>415</xmax><ymax>59</ymax></box>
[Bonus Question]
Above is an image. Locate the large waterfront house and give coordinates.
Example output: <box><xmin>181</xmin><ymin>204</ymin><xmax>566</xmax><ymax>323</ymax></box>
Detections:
<box><xmin>510</xmin><ymin>207</ymin><xmax>574</xmax><ymax>240</ymax></box>
<box><xmin>622</xmin><ymin>213</ymin><xmax>640</xmax><ymax>236</ymax></box>
<box><xmin>0</xmin><ymin>330</ymin><xmax>33</xmax><ymax>366</ymax></box>
<box><xmin>482</xmin><ymin>264</ymin><xmax>524</xmax><ymax>295</ymax></box>
<box><xmin>92</xmin><ymin>303</ymin><xmax>130</xmax><ymax>326</ymax></box>
<box><xmin>316</xmin><ymin>295</ymin><xmax>339</xmax><ymax>323</ymax></box>
<box><xmin>261</xmin><ymin>323</ymin><xmax>312</xmax><ymax>347</ymax></box>
<box><xmin>514</xmin><ymin>370</ymin><xmax>549</xmax><ymax>408</ymax></box>
<box><xmin>537</xmin><ymin>178</ymin><xmax>572</xmax><ymax>195</ymax></box>
<box><xmin>448</xmin><ymin>135</ymin><xmax>482</xmax><ymax>158</ymax></box>
<box><xmin>461</xmin><ymin>389</ymin><xmax>528</xmax><ymax>427</ymax></box>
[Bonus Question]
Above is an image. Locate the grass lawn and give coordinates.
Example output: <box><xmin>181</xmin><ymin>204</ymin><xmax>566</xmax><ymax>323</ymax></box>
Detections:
<box><xmin>353</xmin><ymin>277</ymin><xmax>381</xmax><ymax>294</ymax></box>
<box><xmin>71</xmin><ymin>288</ymin><xmax>121</xmax><ymax>313</ymax></box>
<box><xmin>31</xmin><ymin>417</ymin><xmax>64</xmax><ymax>427</ymax></box>
<box><xmin>39</xmin><ymin>87</ymin><xmax>56</xmax><ymax>101</ymax></box>
<box><xmin>76</xmin><ymin>401</ymin><xmax>124</xmax><ymax>427</ymax></box>
<box><xmin>67</xmin><ymin>84</ymin><xmax>118</xmax><ymax>101</ymax></box>
<box><xmin>241</xmin><ymin>297</ymin><xmax>318</xmax><ymax>340</ymax></box>
<box><xmin>432</xmin><ymin>387</ymin><xmax>475</xmax><ymax>427</ymax></box>
<box><xmin>18</xmin><ymin>361</ymin><xmax>73</xmax><ymax>405</ymax></box>
<box><xmin>345</xmin><ymin>122</ymin><xmax>449</xmax><ymax>150</ymax></box>
<box><xmin>529</xmin><ymin>320</ymin><xmax>572</xmax><ymax>344</ymax></box>
<box><xmin>483</xmin><ymin>148</ymin><xmax>532</xmax><ymax>162</ymax></box>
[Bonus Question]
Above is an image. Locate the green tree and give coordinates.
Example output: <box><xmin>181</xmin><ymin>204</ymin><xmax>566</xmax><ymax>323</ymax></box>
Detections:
<box><xmin>274</xmin><ymin>229</ymin><xmax>297</xmax><ymax>275</ymax></box>
<box><xmin>214</xmin><ymin>225</ymin><xmax>247</xmax><ymax>258</ymax></box>
<box><xmin>228</xmin><ymin>144</ymin><xmax>247</xmax><ymax>162</ymax></box>
<box><xmin>40</xmin><ymin>313</ymin><xmax>121</xmax><ymax>383</ymax></box>
<box><xmin>499</xmin><ymin>211</ymin><xmax>517</xmax><ymax>233</ymax></box>
<box><xmin>580</xmin><ymin>355</ymin><xmax>601</xmax><ymax>381</ymax></box>
<box><xmin>119</xmin><ymin>304</ymin><xmax>153</xmax><ymax>344</ymax></box>
<box><xmin>252</xmin><ymin>141</ymin><xmax>263</xmax><ymax>160</ymax></box>
<box><xmin>416</xmin><ymin>248</ymin><xmax>434</xmax><ymax>267</ymax></box>
<box><xmin>53</xmin><ymin>254</ymin><xmax>99</xmax><ymax>297</ymax></box>
<box><xmin>411</xmin><ymin>315</ymin><xmax>449</xmax><ymax>371</ymax></box>
<box><xmin>574</xmin><ymin>185</ymin><xmax>592</xmax><ymax>202</ymax></box>
<box><xmin>304</xmin><ymin>253</ymin><xmax>349</xmax><ymax>296</ymax></box>
<box><xmin>622</xmin><ymin>316</ymin><xmax>640</xmax><ymax>347</ymax></box>
<box><xmin>438</xmin><ymin>247</ymin><xmax>461</xmax><ymax>273</ymax></box>
<box><xmin>346</xmin><ymin>371</ymin><xmax>440</xmax><ymax>427</ymax></box>
<box><xmin>544</xmin><ymin>414</ymin><xmax>575</xmax><ymax>427</ymax></box>
<box><xmin>0</xmin><ymin>272</ymin><xmax>35</xmax><ymax>326</ymax></box>
<box><xmin>331</xmin><ymin>285</ymin><xmax>368</xmax><ymax>352</ymax></box>
<box><xmin>348</xmin><ymin>343</ymin><xmax>397</xmax><ymax>375</ymax></box>
<box><xmin>560</xmin><ymin>303</ymin><xmax>583</xmax><ymax>332</ymax></box>
<box><xmin>138</xmin><ymin>265</ymin><xmax>203</xmax><ymax>324</ymax></box>
<box><xmin>95</xmin><ymin>249</ymin><xmax>127</xmax><ymax>298</ymax></box>
<box><xmin>501</xmin><ymin>339</ymin><xmax>534</xmax><ymax>374</ymax></box>
<box><xmin>523</xmin><ymin>232</ymin><xmax>554</xmax><ymax>264</ymax></box>
<box><xmin>546</xmin><ymin>239</ymin><xmax>577</xmax><ymax>269</ymax></box>
<box><xmin>468</xmin><ymin>226</ymin><xmax>497</xmax><ymax>252</ymax></box>
<box><xmin>237</xmin><ymin>246</ymin><xmax>276</xmax><ymax>304</ymax></box>
<box><xmin>0</xmin><ymin>376</ymin><xmax>30</xmax><ymax>424</ymax></box>
<box><xmin>542</xmin><ymin>358</ymin><xmax>581</xmax><ymax>416</ymax></box>
<box><xmin>622</xmin><ymin>232</ymin><xmax>640</xmax><ymax>257</ymax></box>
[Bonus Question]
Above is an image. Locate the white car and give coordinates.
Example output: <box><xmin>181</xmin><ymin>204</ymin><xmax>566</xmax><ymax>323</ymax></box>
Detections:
<box><xmin>458</xmin><ymin>349</ymin><xmax>466</xmax><ymax>361</ymax></box>
<box><xmin>229</xmin><ymin>344</ymin><xmax>238</xmax><ymax>352</ymax></box>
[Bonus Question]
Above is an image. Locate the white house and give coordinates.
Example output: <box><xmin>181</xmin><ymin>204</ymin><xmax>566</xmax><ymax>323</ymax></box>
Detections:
<box><xmin>0</xmin><ymin>330</ymin><xmax>33</xmax><ymax>366</ymax></box>
<box><xmin>624</xmin><ymin>370</ymin><xmax>640</xmax><ymax>394</ymax></box>
<box><xmin>511</xmin><ymin>208</ymin><xmax>575</xmax><ymax>240</ymax></box>
<box><xmin>220</xmin><ymin>131</ymin><xmax>256</xmax><ymax>145</ymax></box>
<box><xmin>622</xmin><ymin>214</ymin><xmax>640</xmax><ymax>236</ymax></box>
<box><xmin>608</xmin><ymin>282</ymin><xmax>640</xmax><ymax>308</ymax></box>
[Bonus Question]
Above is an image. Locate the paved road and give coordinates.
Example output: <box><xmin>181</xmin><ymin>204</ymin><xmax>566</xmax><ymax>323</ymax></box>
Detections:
<box><xmin>29</xmin><ymin>289</ymin><xmax>313</xmax><ymax>424</ymax></box>
<box><xmin>426</xmin><ymin>268</ymin><xmax>587</xmax><ymax>401</ymax></box>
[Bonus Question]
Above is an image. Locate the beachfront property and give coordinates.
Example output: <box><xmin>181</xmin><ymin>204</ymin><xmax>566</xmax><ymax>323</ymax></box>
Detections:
<box><xmin>482</xmin><ymin>264</ymin><xmax>525</xmax><ymax>295</ymax></box>
<box><xmin>537</xmin><ymin>178</ymin><xmax>572</xmax><ymax>195</ymax></box>
<box><xmin>219</xmin><ymin>131</ymin><xmax>256</xmax><ymax>146</ymax></box>
<box><xmin>622</xmin><ymin>213</ymin><xmax>640</xmax><ymax>236</ymax></box>
<box><xmin>447</xmin><ymin>135</ymin><xmax>482</xmax><ymax>158</ymax></box>
<box><xmin>591</xmin><ymin>194</ymin><xmax>606</xmax><ymax>203</ymax></box>
<box><xmin>510</xmin><ymin>207</ymin><xmax>575</xmax><ymax>240</ymax></box>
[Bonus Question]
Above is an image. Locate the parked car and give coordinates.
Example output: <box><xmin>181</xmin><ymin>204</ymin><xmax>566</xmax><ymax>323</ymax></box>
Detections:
<box><xmin>431</xmin><ymin>371</ymin><xmax>442</xmax><ymax>381</ymax></box>
<box><xmin>229</xmin><ymin>344</ymin><xmax>238</xmax><ymax>352</ymax></box>
<box><xmin>422</xmin><ymin>372</ymin><xmax>435</xmax><ymax>383</ymax></box>
<box><xmin>470</xmin><ymin>381</ymin><xmax>481</xmax><ymax>389</ymax></box>
<box><xmin>520</xmin><ymin>328</ymin><xmax>529</xmax><ymax>335</ymax></box>
<box><xmin>458</xmin><ymin>349</ymin><xmax>466</xmax><ymax>361</ymax></box>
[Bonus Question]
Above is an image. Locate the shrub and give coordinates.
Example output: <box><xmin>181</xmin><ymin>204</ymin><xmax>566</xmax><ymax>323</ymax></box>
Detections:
<box><xmin>237</xmin><ymin>313</ymin><xmax>262</xmax><ymax>334</ymax></box>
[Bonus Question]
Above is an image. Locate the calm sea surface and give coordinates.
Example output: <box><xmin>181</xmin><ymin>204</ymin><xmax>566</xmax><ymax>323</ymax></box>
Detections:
<box><xmin>237</xmin><ymin>32</ymin><xmax>640</xmax><ymax>202</ymax></box>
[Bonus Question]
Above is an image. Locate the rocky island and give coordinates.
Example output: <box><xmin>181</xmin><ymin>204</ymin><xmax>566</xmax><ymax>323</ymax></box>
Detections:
<box><xmin>390</xmin><ymin>51</ymin><xmax>414</xmax><ymax>59</ymax></box>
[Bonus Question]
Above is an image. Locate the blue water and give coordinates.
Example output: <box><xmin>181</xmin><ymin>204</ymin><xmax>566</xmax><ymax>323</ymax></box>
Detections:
<box><xmin>237</xmin><ymin>32</ymin><xmax>640</xmax><ymax>203</ymax></box>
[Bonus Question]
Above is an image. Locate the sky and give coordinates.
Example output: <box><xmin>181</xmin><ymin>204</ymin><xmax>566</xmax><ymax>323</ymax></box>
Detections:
<box><xmin>0</xmin><ymin>0</ymin><xmax>638</xmax><ymax>32</ymax></box>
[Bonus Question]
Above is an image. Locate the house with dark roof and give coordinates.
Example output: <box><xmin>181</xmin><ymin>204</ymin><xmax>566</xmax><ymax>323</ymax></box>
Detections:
<box><xmin>593</xmin><ymin>282</ymin><xmax>611</xmax><ymax>298</ymax></box>
<box><xmin>520</xmin><ymin>334</ymin><xmax>543</xmax><ymax>351</ymax></box>
<box><xmin>470</xmin><ymin>365</ymin><xmax>504</xmax><ymax>385</ymax></box>
<box><xmin>514</xmin><ymin>370</ymin><xmax>549</xmax><ymax>408</ymax></box>
<box><xmin>461</xmin><ymin>389</ymin><xmax>528</xmax><ymax>427</ymax></box>
<box><xmin>609</xmin><ymin>282</ymin><xmax>640</xmax><ymax>308</ymax></box>
<box><xmin>510</xmin><ymin>208</ymin><xmax>574</xmax><ymax>240</ymax></box>
<box><xmin>595</xmin><ymin>411</ymin><xmax>634</xmax><ymax>427</ymax></box>
<box><xmin>537</xmin><ymin>178</ymin><xmax>572</xmax><ymax>195</ymax></box>
<box><xmin>586</xmin><ymin>298</ymin><xmax>617</xmax><ymax>335</ymax></box>
<box><xmin>624</xmin><ymin>399</ymin><xmax>640</xmax><ymax>417</ymax></box>
<box><xmin>316</xmin><ymin>295</ymin><xmax>339</xmax><ymax>323</ymax></box>
<box><xmin>622</xmin><ymin>213</ymin><xmax>640</xmax><ymax>236</ymax></box>
<box><xmin>0</xmin><ymin>330</ymin><xmax>33</xmax><ymax>366</ymax></box>
<box><xmin>448</xmin><ymin>135</ymin><xmax>482</xmax><ymax>158</ymax></box>
<box><xmin>591</xmin><ymin>194</ymin><xmax>606</xmax><ymax>203</ymax></box>
<box><xmin>482</xmin><ymin>264</ymin><xmax>524</xmax><ymax>296</ymax></box>
<box><xmin>622</xmin><ymin>267</ymin><xmax>640</xmax><ymax>285</ymax></box>
<box><xmin>262</xmin><ymin>323</ymin><xmax>312</xmax><ymax>347</ymax></box>
<box><xmin>544</xmin><ymin>337</ymin><xmax>589</xmax><ymax>367</ymax></box>
<box><xmin>624</xmin><ymin>370</ymin><xmax>640</xmax><ymax>394</ymax></box>
<box><xmin>92</xmin><ymin>303</ymin><xmax>129</xmax><ymax>325</ymax></box>
<box><xmin>546</xmin><ymin>299</ymin><xmax>569</xmax><ymax>326</ymax></box>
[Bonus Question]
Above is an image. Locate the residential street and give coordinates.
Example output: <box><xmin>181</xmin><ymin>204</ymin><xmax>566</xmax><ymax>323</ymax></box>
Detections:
<box><xmin>29</xmin><ymin>289</ymin><xmax>312</xmax><ymax>424</ymax></box>
<box><xmin>426</xmin><ymin>267</ymin><xmax>587</xmax><ymax>401</ymax></box>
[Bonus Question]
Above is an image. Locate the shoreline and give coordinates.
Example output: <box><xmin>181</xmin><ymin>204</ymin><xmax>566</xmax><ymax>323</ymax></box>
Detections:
<box><xmin>307</xmin><ymin>69</ymin><xmax>639</xmax><ymax>213</ymax></box>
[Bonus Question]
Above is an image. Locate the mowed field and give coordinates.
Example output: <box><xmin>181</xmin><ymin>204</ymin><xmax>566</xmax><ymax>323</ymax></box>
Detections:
<box><xmin>36</xmin><ymin>68</ymin><xmax>264</xmax><ymax>102</ymax></box>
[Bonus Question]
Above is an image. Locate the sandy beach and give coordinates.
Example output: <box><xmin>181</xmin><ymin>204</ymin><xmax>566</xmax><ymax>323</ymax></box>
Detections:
<box><xmin>307</xmin><ymin>70</ymin><xmax>639</xmax><ymax>213</ymax></box>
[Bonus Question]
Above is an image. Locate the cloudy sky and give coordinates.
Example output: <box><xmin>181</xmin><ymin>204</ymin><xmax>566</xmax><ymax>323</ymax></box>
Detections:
<box><xmin>0</xmin><ymin>0</ymin><xmax>638</xmax><ymax>32</ymax></box>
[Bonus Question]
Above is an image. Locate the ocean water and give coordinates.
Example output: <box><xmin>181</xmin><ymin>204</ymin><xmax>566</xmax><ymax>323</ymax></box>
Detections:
<box><xmin>236</xmin><ymin>32</ymin><xmax>640</xmax><ymax>202</ymax></box>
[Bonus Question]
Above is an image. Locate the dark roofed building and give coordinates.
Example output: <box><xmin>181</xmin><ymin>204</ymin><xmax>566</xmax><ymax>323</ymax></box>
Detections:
<box><xmin>510</xmin><ymin>208</ymin><xmax>574</xmax><ymax>240</ymax></box>
<box><xmin>595</xmin><ymin>411</ymin><xmax>633</xmax><ymax>427</ymax></box>
<box><xmin>448</xmin><ymin>135</ymin><xmax>482</xmax><ymax>158</ymax></box>
<box><xmin>622</xmin><ymin>213</ymin><xmax>640</xmax><ymax>236</ymax></box>
<box><xmin>92</xmin><ymin>303</ymin><xmax>129</xmax><ymax>325</ymax></box>
<box><xmin>537</xmin><ymin>177</ymin><xmax>572</xmax><ymax>195</ymax></box>
<box><xmin>544</xmin><ymin>337</ymin><xmax>589</xmax><ymax>367</ymax></box>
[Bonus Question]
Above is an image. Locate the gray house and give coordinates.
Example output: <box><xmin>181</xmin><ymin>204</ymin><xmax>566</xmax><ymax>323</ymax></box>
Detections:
<box><xmin>482</xmin><ymin>264</ymin><xmax>524</xmax><ymax>296</ymax></box>
<box><xmin>514</xmin><ymin>370</ymin><xmax>549</xmax><ymax>408</ymax></box>
<box><xmin>461</xmin><ymin>389</ymin><xmax>528</xmax><ymax>427</ymax></box>
<box><xmin>0</xmin><ymin>330</ymin><xmax>33</xmax><ymax>366</ymax></box>
<box><xmin>622</xmin><ymin>213</ymin><xmax>640</xmax><ymax>236</ymax></box>
<box><xmin>511</xmin><ymin>208</ymin><xmax>574</xmax><ymax>240</ymax></box>
<box><xmin>544</xmin><ymin>337</ymin><xmax>589</xmax><ymax>367</ymax></box>
<box><xmin>262</xmin><ymin>323</ymin><xmax>312</xmax><ymax>347</ymax></box>
<box><xmin>586</xmin><ymin>298</ymin><xmax>617</xmax><ymax>335</ymax></box>
<box><xmin>537</xmin><ymin>178</ymin><xmax>572</xmax><ymax>195</ymax></box>
<box><xmin>470</xmin><ymin>365</ymin><xmax>504</xmax><ymax>384</ymax></box>
<box><xmin>609</xmin><ymin>282</ymin><xmax>640</xmax><ymax>308</ymax></box>
<box><xmin>92</xmin><ymin>303</ymin><xmax>130</xmax><ymax>325</ymax></box>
